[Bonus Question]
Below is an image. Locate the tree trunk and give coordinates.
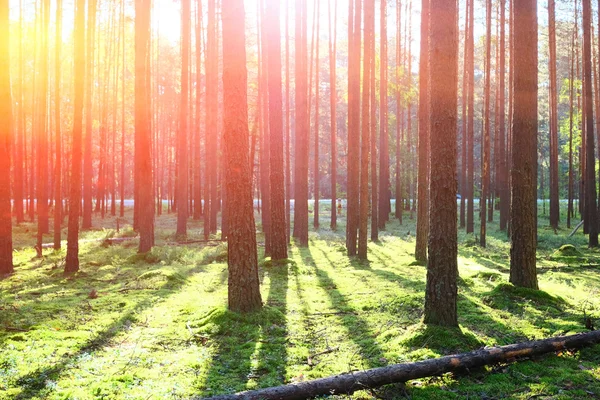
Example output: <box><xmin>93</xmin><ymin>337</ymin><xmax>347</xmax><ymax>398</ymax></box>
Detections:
<box><xmin>205</xmin><ymin>0</ymin><xmax>218</xmax><ymax>240</ymax></box>
<box><xmin>378</xmin><ymin>0</ymin><xmax>389</xmax><ymax>230</ymax></box>
<box><xmin>329</xmin><ymin>0</ymin><xmax>338</xmax><ymax>231</ymax></box>
<box><xmin>583</xmin><ymin>0</ymin><xmax>598</xmax><ymax>247</ymax></box>
<box><xmin>0</xmin><ymin>0</ymin><xmax>13</xmax><ymax>275</ymax></box>
<box><xmin>548</xmin><ymin>0</ymin><xmax>559</xmax><ymax>230</ymax></box>
<box><xmin>510</xmin><ymin>0</ymin><xmax>538</xmax><ymax>289</ymax></box>
<box><xmin>480</xmin><ymin>0</ymin><xmax>491</xmax><ymax>248</ymax></box>
<box><xmin>65</xmin><ymin>0</ymin><xmax>86</xmax><ymax>275</ymax></box>
<box><xmin>293</xmin><ymin>0</ymin><xmax>309</xmax><ymax>247</ymax></box>
<box><xmin>266</xmin><ymin>0</ymin><xmax>288</xmax><ymax>261</ymax></box>
<box><xmin>346</xmin><ymin>0</ymin><xmax>361</xmax><ymax>253</ymax></box>
<box><xmin>466</xmin><ymin>0</ymin><xmax>475</xmax><ymax>235</ymax></box>
<box><xmin>358</xmin><ymin>0</ymin><xmax>373</xmax><ymax>260</ymax></box>
<box><xmin>135</xmin><ymin>0</ymin><xmax>155</xmax><ymax>253</ymax></box>
<box><xmin>424</xmin><ymin>0</ymin><xmax>459</xmax><ymax>327</ymax></box>
<box><xmin>83</xmin><ymin>0</ymin><xmax>96</xmax><ymax>230</ymax></box>
<box><xmin>205</xmin><ymin>330</ymin><xmax>600</xmax><ymax>400</ymax></box>
<box><xmin>53</xmin><ymin>0</ymin><xmax>63</xmax><ymax>250</ymax></box>
<box><xmin>222</xmin><ymin>0</ymin><xmax>263</xmax><ymax>313</ymax></box>
<box><xmin>177</xmin><ymin>0</ymin><xmax>191</xmax><ymax>237</ymax></box>
<box><xmin>498</xmin><ymin>0</ymin><xmax>507</xmax><ymax>231</ymax></box>
<box><xmin>415</xmin><ymin>0</ymin><xmax>430</xmax><ymax>263</ymax></box>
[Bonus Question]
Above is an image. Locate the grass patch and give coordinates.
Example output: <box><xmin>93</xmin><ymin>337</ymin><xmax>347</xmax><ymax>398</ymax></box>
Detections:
<box><xmin>1</xmin><ymin>206</ymin><xmax>600</xmax><ymax>399</ymax></box>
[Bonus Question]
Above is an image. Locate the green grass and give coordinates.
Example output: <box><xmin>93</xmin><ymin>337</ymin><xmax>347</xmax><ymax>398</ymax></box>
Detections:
<box><xmin>1</xmin><ymin>206</ymin><xmax>600</xmax><ymax>399</ymax></box>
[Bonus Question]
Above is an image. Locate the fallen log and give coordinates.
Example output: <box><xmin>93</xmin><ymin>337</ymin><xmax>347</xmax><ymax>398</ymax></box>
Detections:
<box><xmin>202</xmin><ymin>330</ymin><xmax>600</xmax><ymax>400</ymax></box>
<box><xmin>569</xmin><ymin>220</ymin><xmax>584</xmax><ymax>237</ymax></box>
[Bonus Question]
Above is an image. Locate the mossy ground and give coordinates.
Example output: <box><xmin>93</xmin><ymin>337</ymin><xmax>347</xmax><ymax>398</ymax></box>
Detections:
<box><xmin>2</xmin><ymin>204</ymin><xmax>600</xmax><ymax>399</ymax></box>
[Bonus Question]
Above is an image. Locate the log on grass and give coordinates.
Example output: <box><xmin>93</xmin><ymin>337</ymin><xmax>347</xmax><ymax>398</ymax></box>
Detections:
<box><xmin>203</xmin><ymin>330</ymin><xmax>600</xmax><ymax>400</ymax></box>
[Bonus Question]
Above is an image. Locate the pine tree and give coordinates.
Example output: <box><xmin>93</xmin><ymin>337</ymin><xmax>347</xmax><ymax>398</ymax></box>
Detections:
<box><xmin>510</xmin><ymin>0</ymin><xmax>539</xmax><ymax>288</ymax></box>
<box><xmin>222</xmin><ymin>0</ymin><xmax>263</xmax><ymax>313</ymax></box>
<box><xmin>424</xmin><ymin>0</ymin><xmax>459</xmax><ymax>327</ymax></box>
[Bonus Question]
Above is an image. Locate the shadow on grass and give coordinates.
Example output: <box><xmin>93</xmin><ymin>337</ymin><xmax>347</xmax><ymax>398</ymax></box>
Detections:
<box><xmin>198</xmin><ymin>262</ymin><xmax>290</xmax><ymax>397</ymax></box>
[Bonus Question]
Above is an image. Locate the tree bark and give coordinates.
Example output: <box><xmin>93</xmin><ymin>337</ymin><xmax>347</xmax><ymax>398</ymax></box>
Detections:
<box><xmin>466</xmin><ymin>0</ymin><xmax>474</xmax><ymax>235</ymax></box>
<box><xmin>425</xmin><ymin>0</ymin><xmax>459</xmax><ymax>327</ymax></box>
<box><xmin>0</xmin><ymin>0</ymin><xmax>13</xmax><ymax>275</ymax></box>
<box><xmin>583</xmin><ymin>0</ymin><xmax>598</xmax><ymax>247</ymax></box>
<box><xmin>329</xmin><ymin>0</ymin><xmax>338</xmax><ymax>231</ymax></box>
<box><xmin>510</xmin><ymin>0</ymin><xmax>538</xmax><ymax>289</ymax></box>
<box><xmin>548</xmin><ymin>0</ymin><xmax>559</xmax><ymax>230</ymax></box>
<box><xmin>205</xmin><ymin>331</ymin><xmax>600</xmax><ymax>400</ymax></box>
<box><xmin>293</xmin><ymin>0</ymin><xmax>309</xmax><ymax>247</ymax></box>
<box><xmin>65</xmin><ymin>0</ymin><xmax>86</xmax><ymax>275</ymax></box>
<box><xmin>378</xmin><ymin>0</ymin><xmax>389</xmax><ymax>230</ymax></box>
<box><xmin>480</xmin><ymin>0</ymin><xmax>491</xmax><ymax>248</ymax></box>
<box><xmin>358</xmin><ymin>0</ymin><xmax>374</xmax><ymax>260</ymax></box>
<box><xmin>135</xmin><ymin>0</ymin><xmax>155</xmax><ymax>253</ymax></box>
<box><xmin>415</xmin><ymin>0</ymin><xmax>430</xmax><ymax>263</ymax></box>
<box><xmin>222</xmin><ymin>0</ymin><xmax>263</xmax><ymax>313</ymax></box>
<box><xmin>83</xmin><ymin>0</ymin><xmax>96</xmax><ymax>230</ymax></box>
<box><xmin>266</xmin><ymin>0</ymin><xmax>288</xmax><ymax>260</ymax></box>
<box><xmin>346</xmin><ymin>0</ymin><xmax>361</xmax><ymax>253</ymax></box>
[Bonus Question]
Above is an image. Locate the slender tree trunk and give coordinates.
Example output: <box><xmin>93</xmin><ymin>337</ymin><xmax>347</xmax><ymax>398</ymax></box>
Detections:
<box><xmin>14</xmin><ymin>0</ymin><xmax>24</xmax><ymax>225</ymax></box>
<box><xmin>222</xmin><ymin>0</ymin><xmax>262</xmax><ymax>313</ymax></box>
<box><xmin>36</xmin><ymin>0</ymin><xmax>51</xmax><ymax>252</ymax></box>
<box><xmin>395</xmin><ymin>0</ymin><xmax>402</xmax><ymax>224</ymax></box>
<box><xmin>193</xmin><ymin>0</ymin><xmax>203</xmax><ymax>220</ymax></box>
<box><xmin>378</xmin><ymin>0</ymin><xmax>389</xmax><ymax>230</ymax></box>
<box><xmin>0</xmin><ymin>0</ymin><xmax>13</xmax><ymax>275</ymax></box>
<box><xmin>459</xmin><ymin>0</ymin><xmax>469</xmax><ymax>230</ymax></box>
<box><xmin>266</xmin><ymin>0</ymin><xmax>288</xmax><ymax>260</ymax></box>
<box><xmin>370</xmin><ymin>11</ymin><xmax>378</xmax><ymax>242</ymax></box>
<box><xmin>346</xmin><ymin>0</ymin><xmax>361</xmax><ymax>253</ymax></box>
<box><xmin>479</xmin><ymin>0</ymin><xmax>491</xmax><ymax>248</ymax></box>
<box><xmin>329</xmin><ymin>0</ymin><xmax>338</xmax><ymax>231</ymax></box>
<box><xmin>83</xmin><ymin>0</ymin><xmax>96</xmax><ymax>230</ymax></box>
<box><xmin>424</xmin><ymin>0</ymin><xmax>459</xmax><ymax>327</ymax></box>
<box><xmin>568</xmin><ymin>24</ymin><xmax>576</xmax><ymax>229</ymax></box>
<box><xmin>358</xmin><ymin>0</ymin><xmax>374</xmax><ymax>260</ymax></box>
<box><xmin>285</xmin><ymin>0</ymin><xmax>291</xmax><ymax>241</ymax></box>
<box><xmin>65</xmin><ymin>0</ymin><xmax>86</xmax><ymax>274</ymax></box>
<box><xmin>205</xmin><ymin>0</ymin><xmax>218</xmax><ymax>239</ymax></box>
<box><xmin>119</xmin><ymin>0</ymin><xmax>126</xmax><ymax>218</ymax></box>
<box><xmin>510</xmin><ymin>0</ymin><xmax>538</xmax><ymax>289</ymax></box>
<box><xmin>415</xmin><ymin>0</ymin><xmax>430</xmax><ymax>263</ymax></box>
<box><xmin>136</xmin><ymin>0</ymin><xmax>155</xmax><ymax>253</ymax></box>
<box><xmin>53</xmin><ymin>0</ymin><xmax>63</xmax><ymax>250</ymax></box>
<box><xmin>313</xmin><ymin>0</ymin><xmax>321</xmax><ymax>230</ymax></box>
<box><xmin>548</xmin><ymin>0</ymin><xmax>559</xmax><ymax>229</ymax></box>
<box><xmin>259</xmin><ymin>0</ymin><xmax>272</xmax><ymax>254</ymax></box>
<box><xmin>293</xmin><ymin>0</ymin><xmax>309</xmax><ymax>247</ymax></box>
<box><xmin>583</xmin><ymin>0</ymin><xmax>598</xmax><ymax>247</ymax></box>
<box><xmin>177</xmin><ymin>0</ymin><xmax>191</xmax><ymax>237</ymax></box>
<box><xmin>466</xmin><ymin>0</ymin><xmax>474</xmax><ymax>234</ymax></box>
<box><xmin>498</xmin><ymin>0</ymin><xmax>507</xmax><ymax>231</ymax></box>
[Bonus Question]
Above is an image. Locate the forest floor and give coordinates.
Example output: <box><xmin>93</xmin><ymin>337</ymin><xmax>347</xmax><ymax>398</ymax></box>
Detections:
<box><xmin>2</xmin><ymin>204</ymin><xmax>600</xmax><ymax>399</ymax></box>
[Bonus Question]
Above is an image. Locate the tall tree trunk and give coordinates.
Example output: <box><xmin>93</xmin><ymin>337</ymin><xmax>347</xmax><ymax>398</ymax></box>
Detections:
<box><xmin>346</xmin><ymin>0</ymin><xmax>361</xmax><ymax>253</ymax></box>
<box><xmin>583</xmin><ymin>0</ymin><xmax>598</xmax><ymax>247</ymax></box>
<box><xmin>415</xmin><ymin>0</ymin><xmax>430</xmax><ymax>263</ymax></box>
<box><xmin>548</xmin><ymin>0</ymin><xmax>559</xmax><ymax>229</ymax></box>
<box><xmin>313</xmin><ymin>0</ymin><xmax>321</xmax><ymax>230</ymax></box>
<box><xmin>266</xmin><ymin>0</ymin><xmax>288</xmax><ymax>260</ymax></box>
<box><xmin>83</xmin><ymin>0</ymin><xmax>96</xmax><ymax>230</ymax></box>
<box><xmin>329</xmin><ymin>0</ymin><xmax>338</xmax><ymax>231</ymax></box>
<box><xmin>378</xmin><ymin>0</ymin><xmax>389</xmax><ymax>230</ymax></box>
<box><xmin>395</xmin><ymin>0</ymin><xmax>402</xmax><ymax>224</ymax></box>
<box><xmin>459</xmin><ymin>0</ymin><xmax>469</xmax><ymax>230</ymax></box>
<box><xmin>424</xmin><ymin>0</ymin><xmax>459</xmax><ymax>327</ymax></box>
<box><xmin>358</xmin><ymin>0</ymin><xmax>374</xmax><ymax>260</ymax></box>
<box><xmin>205</xmin><ymin>0</ymin><xmax>218</xmax><ymax>239</ymax></box>
<box><xmin>480</xmin><ymin>0</ymin><xmax>491</xmax><ymax>248</ymax></box>
<box><xmin>14</xmin><ymin>0</ymin><xmax>24</xmax><ymax>224</ymax></box>
<box><xmin>177</xmin><ymin>0</ymin><xmax>191</xmax><ymax>237</ymax></box>
<box><xmin>293</xmin><ymin>0</ymin><xmax>309</xmax><ymax>247</ymax></box>
<box><xmin>119</xmin><ymin>0</ymin><xmax>126</xmax><ymax>218</ymax></box>
<box><xmin>510</xmin><ymin>0</ymin><xmax>538</xmax><ymax>289</ymax></box>
<box><xmin>466</xmin><ymin>0</ymin><xmax>474</xmax><ymax>234</ymax></box>
<box><xmin>36</xmin><ymin>0</ymin><xmax>51</xmax><ymax>252</ymax></box>
<box><xmin>193</xmin><ymin>0</ymin><xmax>203</xmax><ymax>220</ymax></box>
<box><xmin>498</xmin><ymin>0</ymin><xmax>507</xmax><ymax>231</ymax></box>
<box><xmin>0</xmin><ymin>0</ymin><xmax>13</xmax><ymax>275</ymax></box>
<box><xmin>259</xmin><ymin>0</ymin><xmax>272</xmax><ymax>254</ymax></box>
<box><xmin>222</xmin><ymin>0</ymin><xmax>262</xmax><ymax>313</ymax></box>
<box><xmin>370</xmin><ymin>10</ymin><xmax>377</xmax><ymax>242</ymax></box>
<box><xmin>65</xmin><ymin>0</ymin><xmax>86</xmax><ymax>275</ymax></box>
<box><xmin>136</xmin><ymin>0</ymin><xmax>155</xmax><ymax>253</ymax></box>
<box><xmin>568</xmin><ymin>24</ymin><xmax>576</xmax><ymax>229</ymax></box>
<box><xmin>285</xmin><ymin>0</ymin><xmax>292</xmax><ymax>241</ymax></box>
<box><xmin>53</xmin><ymin>0</ymin><xmax>63</xmax><ymax>250</ymax></box>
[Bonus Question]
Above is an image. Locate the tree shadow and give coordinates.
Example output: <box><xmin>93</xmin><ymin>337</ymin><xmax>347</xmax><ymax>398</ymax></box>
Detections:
<box><xmin>298</xmin><ymin>245</ymin><xmax>388</xmax><ymax>371</ymax></box>
<box><xmin>198</xmin><ymin>262</ymin><xmax>290</xmax><ymax>396</ymax></box>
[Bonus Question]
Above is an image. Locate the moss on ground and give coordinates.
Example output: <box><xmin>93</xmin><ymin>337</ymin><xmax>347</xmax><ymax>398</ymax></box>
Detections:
<box><xmin>1</xmin><ymin>207</ymin><xmax>600</xmax><ymax>399</ymax></box>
